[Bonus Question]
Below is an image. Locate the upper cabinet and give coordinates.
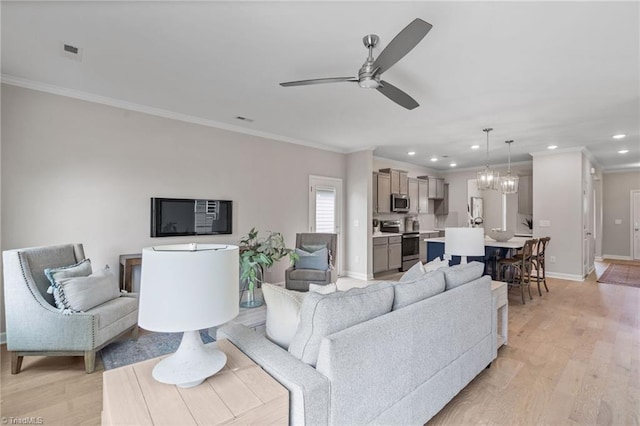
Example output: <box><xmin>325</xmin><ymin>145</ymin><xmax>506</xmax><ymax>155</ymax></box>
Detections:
<box><xmin>418</xmin><ymin>179</ymin><xmax>429</xmax><ymax>213</ymax></box>
<box><xmin>373</xmin><ymin>172</ymin><xmax>391</xmax><ymax>213</ymax></box>
<box><xmin>379</xmin><ymin>168</ymin><xmax>408</xmax><ymax>195</ymax></box>
<box><xmin>419</xmin><ymin>176</ymin><xmax>445</xmax><ymax>199</ymax></box>
<box><xmin>408</xmin><ymin>178</ymin><xmax>419</xmax><ymax>213</ymax></box>
<box><xmin>434</xmin><ymin>183</ymin><xmax>449</xmax><ymax>216</ymax></box>
<box><xmin>518</xmin><ymin>175</ymin><xmax>533</xmax><ymax>215</ymax></box>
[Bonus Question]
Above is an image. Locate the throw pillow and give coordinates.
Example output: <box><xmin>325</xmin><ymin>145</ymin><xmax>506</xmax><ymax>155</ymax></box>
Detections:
<box><xmin>443</xmin><ymin>261</ymin><xmax>485</xmax><ymax>290</ymax></box>
<box><xmin>301</xmin><ymin>243</ymin><xmax>327</xmax><ymax>254</ymax></box>
<box><xmin>294</xmin><ymin>247</ymin><xmax>328</xmax><ymax>270</ymax></box>
<box><xmin>423</xmin><ymin>257</ymin><xmax>450</xmax><ymax>273</ymax></box>
<box><xmin>288</xmin><ymin>281</ymin><xmax>394</xmax><ymax>367</ymax></box>
<box><xmin>55</xmin><ymin>267</ymin><xmax>120</xmax><ymax>313</ymax></box>
<box><xmin>309</xmin><ymin>283</ymin><xmax>338</xmax><ymax>294</ymax></box>
<box><xmin>262</xmin><ymin>283</ymin><xmax>307</xmax><ymax>349</ymax></box>
<box><xmin>392</xmin><ymin>270</ymin><xmax>446</xmax><ymax>310</ymax></box>
<box><xmin>45</xmin><ymin>258</ymin><xmax>93</xmax><ymax>311</ymax></box>
<box><xmin>399</xmin><ymin>261</ymin><xmax>425</xmax><ymax>282</ymax></box>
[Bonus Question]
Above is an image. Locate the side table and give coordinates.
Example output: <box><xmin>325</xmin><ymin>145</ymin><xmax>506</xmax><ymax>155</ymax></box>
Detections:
<box><xmin>102</xmin><ymin>339</ymin><xmax>288</xmax><ymax>425</ymax></box>
<box><xmin>491</xmin><ymin>280</ymin><xmax>508</xmax><ymax>352</ymax></box>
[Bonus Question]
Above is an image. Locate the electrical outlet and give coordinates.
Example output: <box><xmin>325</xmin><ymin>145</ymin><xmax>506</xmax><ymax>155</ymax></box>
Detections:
<box><xmin>354</xmin><ymin>219</ymin><xmax>359</xmax><ymax>227</ymax></box>
<box><xmin>549</xmin><ymin>255</ymin><xmax>556</xmax><ymax>263</ymax></box>
<box><xmin>355</xmin><ymin>255</ymin><xmax>360</xmax><ymax>264</ymax></box>
<box><xmin>615</xmin><ymin>219</ymin><xmax>622</xmax><ymax>225</ymax></box>
<box><xmin>539</xmin><ymin>220</ymin><xmax>551</xmax><ymax>227</ymax></box>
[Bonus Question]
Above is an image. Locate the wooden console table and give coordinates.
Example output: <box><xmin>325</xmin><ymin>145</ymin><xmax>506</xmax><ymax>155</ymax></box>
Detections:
<box><xmin>491</xmin><ymin>280</ymin><xmax>508</xmax><ymax>351</ymax></box>
<box><xmin>102</xmin><ymin>339</ymin><xmax>288</xmax><ymax>425</ymax></box>
<box><xmin>119</xmin><ymin>253</ymin><xmax>141</xmax><ymax>292</ymax></box>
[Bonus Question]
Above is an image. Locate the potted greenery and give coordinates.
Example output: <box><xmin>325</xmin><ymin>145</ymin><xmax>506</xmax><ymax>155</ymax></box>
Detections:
<box><xmin>238</xmin><ymin>227</ymin><xmax>297</xmax><ymax>308</ymax></box>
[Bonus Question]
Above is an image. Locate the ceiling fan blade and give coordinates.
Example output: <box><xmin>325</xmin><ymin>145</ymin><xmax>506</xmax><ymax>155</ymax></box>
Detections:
<box><xmin>377</xmin><ymin>80</ymin><xmax>419</xmax><ymax>110</ymax></box>
<box><xmin>372</xmin><ymin>18</ymin><xmax>432</xmax><ymax>75</ymax></box>
<box><xmin>280</xmin><ymin>77</ymin><xmax>357</xmax><ymax>87</ymax></box>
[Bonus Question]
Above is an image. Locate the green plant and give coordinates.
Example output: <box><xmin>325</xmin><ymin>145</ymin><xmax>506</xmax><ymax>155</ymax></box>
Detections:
<box><xmin>522</xmin><ymin>217</ymin><xmax>533</xmax><ymax>231</ymax></box>
<box><xmin>238</xmin><ymin>228</ymin><xmax>297</xmax><ymax>292</ymax></box>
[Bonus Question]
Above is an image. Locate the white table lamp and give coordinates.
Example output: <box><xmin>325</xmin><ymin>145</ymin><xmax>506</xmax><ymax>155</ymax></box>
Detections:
<box><xmin>444</xmin><ymin>227</ymin><xmax>485</xmax><ymax>264</ymax></box>
<box><xmin>139</xmin><ymin>243</ymin><xmax>239</xmax><ymax>388</ymax></box>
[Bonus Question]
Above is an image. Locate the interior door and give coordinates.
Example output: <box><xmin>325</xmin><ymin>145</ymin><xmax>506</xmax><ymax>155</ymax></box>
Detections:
<box><xmin>309</xmin><ymin>175</ymin><xmax>343</xmax><ymax>275</ymax></box>
<box><xmin>633</xmin><ymin>191</ymin><xmax>640</xmax><ymax>260</ymax></box>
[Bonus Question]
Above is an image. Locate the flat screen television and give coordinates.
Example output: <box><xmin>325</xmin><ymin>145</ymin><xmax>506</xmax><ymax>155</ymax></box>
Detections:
<box><xmin>150</xmin><ymin>197</ymin><xmax>232</xmax><ymax>237</ymax></box>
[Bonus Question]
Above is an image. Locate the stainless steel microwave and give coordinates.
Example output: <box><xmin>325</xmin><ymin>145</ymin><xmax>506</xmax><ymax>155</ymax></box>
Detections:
<box><xmin>391</xmin><ymin>193</ymin><xmax>409</xmax><ymax>212</ymax></box>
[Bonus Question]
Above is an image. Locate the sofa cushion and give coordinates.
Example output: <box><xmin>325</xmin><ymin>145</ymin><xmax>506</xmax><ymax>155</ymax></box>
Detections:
<box><xmin>288</xmin><ymin>268</ymin><xmax>327</xmax><ymax>281</ymax></box>
<box><xmin>289</xmin><ymin>281</ymin><xmax>394</xmax><ymax>367</ymax></box>
<box><xmin>45</xmin><ymin>258</ymin><xmax>93</xmax><ymax>312</ymax></box>
<box><xmin>393</xmin><ymin>270</ymin><xmax>446</xmax><ymax>310</ymax></box>
<box><xmin>399</xmin><ymin>261</ymin><xmax>424</xmax><ymax>282</ymax></box>
<box><xmin>443</xmin><ymin>261</ymin><xmax>485</xmax><ymax>290</ymax></box>
<box><xmin>262</xmin><ymin>283</ymin><xmax>308</xmax><ymax>349</ymax></box>
<box><xmin>294</xmin><ymin>247</ymin><xmax>328</xmax><ymax>270</ymax></box>
<box><xmin>55</xmin><ymin>267</ymin><xmax>120</xmax><ymax>313</ymax></box>
<box><xmin>308</xmin><ymin>283</ymin><xmax>337</xmax><ymax>294</ymax></box>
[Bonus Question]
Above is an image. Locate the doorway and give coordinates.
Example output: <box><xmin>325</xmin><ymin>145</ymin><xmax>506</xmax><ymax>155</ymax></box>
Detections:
<box><xmin>309</xmin><ymin>175</ymin><xmax>343</xmax><ymax>275</ymax></box>
<box><xmin>632</xmin><ymin>190</ymin><xmax>640</xmax><ymax>260</ymax></box>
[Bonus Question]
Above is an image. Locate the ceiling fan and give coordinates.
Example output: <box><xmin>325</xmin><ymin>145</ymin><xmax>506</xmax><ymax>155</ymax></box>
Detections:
<box><xmin>280</xmin><ymin>18</ymin><xmax>432</xmax><ymax>110</ymax></box>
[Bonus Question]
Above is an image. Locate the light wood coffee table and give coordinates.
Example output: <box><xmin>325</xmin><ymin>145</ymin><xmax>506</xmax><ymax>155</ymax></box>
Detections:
<box><xmin>102</xmin><ymin>339</ymin><xmax>288</xmax><ymax>425</ymax></box>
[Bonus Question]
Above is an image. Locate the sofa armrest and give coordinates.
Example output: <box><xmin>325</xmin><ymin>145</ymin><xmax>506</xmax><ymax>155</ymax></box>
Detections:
<box><xmin>217</xmin><ymin>322</ymin><xmax>330</xmax><ymax>426</ymax></box>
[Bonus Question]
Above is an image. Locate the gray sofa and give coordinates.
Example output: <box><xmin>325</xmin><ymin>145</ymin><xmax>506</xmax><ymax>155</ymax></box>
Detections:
<box><xmin>219</xmin><ymin>269</ymin><xmax>496</xmax><ymax>425</ymax></box>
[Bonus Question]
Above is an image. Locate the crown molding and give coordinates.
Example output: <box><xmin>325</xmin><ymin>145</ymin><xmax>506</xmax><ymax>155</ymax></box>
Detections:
<box><xmin>1</xmin><ymin>74</ymin><xmax>347</xmax><ymax>154</ymax></box>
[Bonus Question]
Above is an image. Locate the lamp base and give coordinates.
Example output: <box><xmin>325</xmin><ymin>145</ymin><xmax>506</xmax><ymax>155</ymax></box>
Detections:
<box><xmin>152</xmin><ymin>330</ymin><xmax>226</xmax><ymax>388</ymax></box>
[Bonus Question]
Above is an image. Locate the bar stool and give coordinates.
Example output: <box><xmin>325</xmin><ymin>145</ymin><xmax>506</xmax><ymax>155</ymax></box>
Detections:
<box><xmin>531</xmin><ymin>237</ymin><xmax>551</xmax><ymax>295</ymax></box>
<box><xmin>498</xmin><ymin>238</ymin><xmax>537</xmax><ymax>304</ymax></box>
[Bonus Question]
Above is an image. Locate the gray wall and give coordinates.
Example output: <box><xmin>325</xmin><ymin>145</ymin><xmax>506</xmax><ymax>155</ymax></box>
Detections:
<box><xmin>1</xmin><ymin>84</ymin><xmax>347</xmax><ymax>334</ymax></box>
<box><xmin>345</xmin><ymin>150</ymin><xmax>373</xmax><ymax>280</ymax></box>
<box><xmin>602</xmin><ymin>171</ymin><xmax>640</xmax><ymax>258</ymax></box>
<box><xmin>532</xmin><ymin>150</ymin><xmax>584</xmax><ymax>278</ymax></box>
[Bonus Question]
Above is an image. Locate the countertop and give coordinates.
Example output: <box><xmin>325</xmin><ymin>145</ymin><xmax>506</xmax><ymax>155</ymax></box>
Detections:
<box><xmin>424</xmin><ymin>236</ymin><xmax>529</xmax><ymax>249</ymax></box>
<box><xmin>373</xmin><ymin>229</ymin><xmax>439</xmax><ymax>238</ymax></box>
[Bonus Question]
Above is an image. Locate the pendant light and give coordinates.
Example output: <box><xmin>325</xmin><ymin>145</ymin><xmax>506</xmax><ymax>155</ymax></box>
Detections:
<box><xmin>477</xmin><ymin>128</ymin><xmax>499</xmax><ymax>190</ymax></box>
<box><xmin>500</xmin><ymin>140</ymin><xmax>519</xmax><ymax>194</ymax></box>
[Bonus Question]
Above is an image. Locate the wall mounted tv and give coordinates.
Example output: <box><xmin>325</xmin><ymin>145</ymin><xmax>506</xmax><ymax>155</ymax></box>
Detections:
<box><xmin>150</xmin><ymin>198</ymin><xmax>232</xmax><ymax>237</ymax></box>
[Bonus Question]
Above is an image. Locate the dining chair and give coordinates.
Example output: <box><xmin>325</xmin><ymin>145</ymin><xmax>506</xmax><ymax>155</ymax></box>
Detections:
<box><xmin>498</xmin><ymin>238</ymin><xmax>537</xmax><ymax>304</ymax></box>
<box><xmin>530</xmin><ymin>237</ymin><xmax>551</xmax><ymax>295</ymax></box>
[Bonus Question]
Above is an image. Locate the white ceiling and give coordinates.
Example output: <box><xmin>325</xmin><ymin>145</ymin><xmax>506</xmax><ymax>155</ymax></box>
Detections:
<box><xmin>2</xmin><ymin>1</ymin><xmax>639</xmax><ymax>172</ymax></box>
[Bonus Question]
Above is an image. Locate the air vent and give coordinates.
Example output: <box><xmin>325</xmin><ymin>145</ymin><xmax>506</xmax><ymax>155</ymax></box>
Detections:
<box><xmin>60</xmin><ymin>42</ymin><xmax>83</xmax><ymax>61</ymax></box>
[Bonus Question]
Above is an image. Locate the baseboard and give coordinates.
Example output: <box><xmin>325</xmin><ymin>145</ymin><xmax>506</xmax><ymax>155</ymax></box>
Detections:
<box><xmin>595</xmin><ymin>256</ymin><xmax>604</xmax><ymax>261</ymax></box>
<box><xmin>342</xmin><ymin>270</ymin><xmax>369</xmax><ymax>281</ymax></box>
<box><xmin>602</xmin><ymin>254</ymin><xmax>633</xmax><ymax>261</ymax></box>
<box><xmin>546</xmin><ymin>272</ymin><xmax>585</xmax><ymax>282</ymax></box>
<box><xmin>0</xmin><ymin>332</ymin><xmax>6</xmax><ymax>345</ymax></box>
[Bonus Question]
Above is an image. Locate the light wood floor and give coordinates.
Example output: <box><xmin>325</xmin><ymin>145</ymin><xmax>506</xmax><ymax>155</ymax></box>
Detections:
<box><xmin>1</xmin><ymin>260</ymin><xmax>638</xmax><ymax>425</ymax></box>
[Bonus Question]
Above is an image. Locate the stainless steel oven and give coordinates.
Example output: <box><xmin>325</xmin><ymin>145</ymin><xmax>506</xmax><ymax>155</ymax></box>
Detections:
<box><xmin>401</xmin><ymin>232</ymin><xmax>420</xmax><ymax>271</ymax></box>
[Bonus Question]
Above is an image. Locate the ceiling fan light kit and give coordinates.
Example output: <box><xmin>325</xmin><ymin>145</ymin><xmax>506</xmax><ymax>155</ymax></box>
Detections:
<box><xmin>279</xmin><ymin>18</ymin><xmax>432</xmax><ymax>110</ymax></box>
<box><xmin>477</xmin><ymin>128</ymin><xmax>500</xmax><ymax>191</ymax></box>
<box><xmin>500</xmin><ymin>140</ymin><xmax>519</xmax><ymax>194</ymax></box>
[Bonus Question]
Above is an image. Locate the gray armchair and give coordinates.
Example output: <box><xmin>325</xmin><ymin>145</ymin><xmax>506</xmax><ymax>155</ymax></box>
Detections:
<box><xmin>285</xmin><ymin>233</ymin><xmax>337</xmax><ymax>291</ymax></box>
<box><xmin>2</xmin><ymin>243</ymin><xmax>139</xmax><ymax>374</ymax></box>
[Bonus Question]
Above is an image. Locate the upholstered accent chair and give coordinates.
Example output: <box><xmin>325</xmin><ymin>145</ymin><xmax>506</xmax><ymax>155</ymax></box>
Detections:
<box><xmin>3</xmin><ymin>243</ymin><xmax>139</xmax><ymax>374</ymax></box>
<box><xmin>285</xmin><ymin>233</ymin><xmax>337</xmax><ymax>291</ymax></box>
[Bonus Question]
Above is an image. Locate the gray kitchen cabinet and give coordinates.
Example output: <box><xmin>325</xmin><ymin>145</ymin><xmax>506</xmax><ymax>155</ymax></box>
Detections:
<box><xmin>518</xmin><ymin>175</ymin><xmax>533</xmax><ymax>215</ymax></box>
<box><xmin>408</xmin><ymin>178</ymin><xmax>419</xmax><ymax>213</ymax></box>
<box><xmin>435</xmin><ymin>183</ymin><xmax>449</xmax><ymax>216</ymax></box>
<box><xmin>419</xmin><ymin>176</ymin><xmax>445</xmax><ymax>199</ymax></box>
<box><xmin>373</xmin><ymin>172</ymin><xmax>378</xmax><ymax>213</ymax></box>
<box><xmin>419</xmin><ymin>233</ymin><xmax>428</xmax><ymax>262</ymax></box>
<box><xmin>418</xmin><ymin>179</ymin><xmax>429</xmax><ymax>213</ymax></box>
<box><xmin>388</xmin><ymin>236</ymin><xmax>402</xmax><ymax>270</ymax></box>
<box><xmin>373</xmin><ymin>238</ymin><xmax>389</xmax><ymax>273</ymax></box>
<box><xmin>376</xmin><ymin>172</ymin><xmax>391</xmax><ymax>213</ymax></box>
<box><xmin>379</xmin><ymin>168</ymin><xmax>408</xmax><ymax>195</ymax></box>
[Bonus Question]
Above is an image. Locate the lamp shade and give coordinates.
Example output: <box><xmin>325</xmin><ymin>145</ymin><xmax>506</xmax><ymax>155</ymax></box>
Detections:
<box><xmin>139</xmin><ymin>244</ymin><xmax>239</xmax><ymax>332</ymax></box>
<box><xmin>445</xmin><ymin>228</ymin><xmax>485</xmax><ymax>262</ymax></box>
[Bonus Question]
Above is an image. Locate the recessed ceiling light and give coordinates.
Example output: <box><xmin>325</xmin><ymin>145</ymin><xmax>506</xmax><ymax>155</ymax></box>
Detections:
<box><xmin>407</xmin><ymin>151</ymin><xmax>416</xmax><ymax>156</ymax></box>
<box><xmin>430</xmin><ymin>157</ymin><xmax>438</xmax><ymax>162</ymax></box>
<box><xmin>547</xmin><ymin>145</ymin><xmax>558</xmax><ymax>150</ymax></box>
<box><xmin>613</xmin><ymin>134</ymin><xmax>626</xmax><ymax>139</ymax></box>
<box><xmin>450</xmin><ymin>162</ymin><xmax>457</xmax><ymax>167</ymax></box>
<box><xmin>471</xmin><ymin>145</ymin><xmax>480</xmax><ymax>150</ymax></box>
<box><xmin>618</xmin><ymin>149</ymin><xmax>629</xmax><ymax>154</ymax></box>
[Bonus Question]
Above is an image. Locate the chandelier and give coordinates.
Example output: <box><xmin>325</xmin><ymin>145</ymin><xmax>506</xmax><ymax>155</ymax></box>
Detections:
<box><xmin>500</xmin><ymin>140</ymin><xmax>519</xmax><ymax>194</ymax></box>
<box><xmin>477</xmin><ymin>128</ymin><xmax>499</xmax><ymax>190</ymax></box>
